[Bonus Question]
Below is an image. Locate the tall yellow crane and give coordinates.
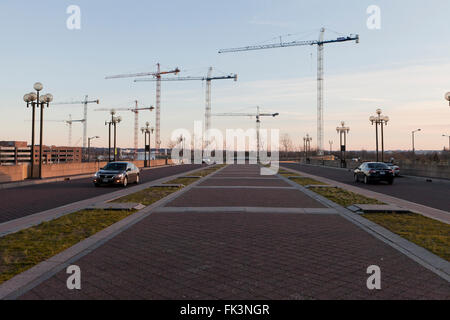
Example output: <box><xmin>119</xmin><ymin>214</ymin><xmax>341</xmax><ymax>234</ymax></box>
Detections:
<box><xmin>105</xmin><ymin>63</ymin><xmax>180</xmax><ymax>152</ymax></box>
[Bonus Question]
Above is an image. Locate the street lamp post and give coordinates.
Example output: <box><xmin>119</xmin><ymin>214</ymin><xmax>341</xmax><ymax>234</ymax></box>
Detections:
<box><xmin>336</xmin><ymin>121</ymin><xmax>350</xmax><ymax>168</ymax></box>
<box><xmin>443</xmin><ymin>134</ymin><xmax>450</xmax><ymax>151</ymax></box>
<box><xmin>411</xmin><ymin>129</ymin><xmax>421</xmax><ymax>154</ymax></box>
<box><xmin>370</xmin><ymin>109</ymin><xmax>389</xmax><ymax>162</ymax></box>
<box><xmin>87</xmin><ymin>136</ymin><xmax>100</xmax><ymax>162</ymax></box>
<box><xmin>303</xmin><ymin>134</ymin><xmax>312</xmax><ymax>163</ymax></box>
<box><xmin>445</xmin><ymin>92</ymin><xmax>450</xmax><ymax>106</ymax></box>
<box><xmin>141</xmin><ymin>122</ymin><xmax>154</xmax><ymax>167</ymax></box>
<box><xmin>23</xmin><ymin>82</ymin><xmax>53</xmax><ymax>179</ymax></box>
<box><xmin>105</xmin><ymin>111</ymin><xmax>121</xmax><ymax>162</ymax></box>
<box><xmin>329</xmin><ymin>140</ymin><xmax>333</xmax><ymax>155</ymax></box>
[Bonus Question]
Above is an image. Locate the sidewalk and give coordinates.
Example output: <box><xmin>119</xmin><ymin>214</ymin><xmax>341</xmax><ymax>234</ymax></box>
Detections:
<box><xmin>4</xmin><ymin>165</ymin><xmax>449</xmax><ymax>299</ymax></box>
<box><xmin>280</xmin><ymin>164</ymin><xmax>450</xmax><ymax>224</ymax></box>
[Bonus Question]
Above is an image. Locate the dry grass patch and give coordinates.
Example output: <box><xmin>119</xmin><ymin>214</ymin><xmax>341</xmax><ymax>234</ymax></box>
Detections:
<box><xmin>0</xmin><ymin>209</ymin><xmax>134</xmax><ymax>285</ymax></box>
<box><xmin>164</xmin><ymin>177</ymin><xmax>199</xmax><ymax>186</ymax></box>
<box><xmin>290</xmin><ymin>177</ymin><xmax>328</xmax><ymax>186</ymax></box>
<box><xmin>363</xmin><ymin>213</ymin><xmax>450</xmax><ymax>261</ymax></box>
<box><xmin>310</xmin><ymin>187</ymin><xmax>384</xmax><ymax>207</ymax></box>
<box><xmin>113</xmin><ymin>186</ymin><xmax>181</xmax><ymax>206</ymax></box>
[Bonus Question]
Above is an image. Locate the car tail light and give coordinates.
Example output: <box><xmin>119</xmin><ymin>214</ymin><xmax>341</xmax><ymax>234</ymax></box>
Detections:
<box><xmin>369</xmin><ymin>169</ymin><xmax>376</xmax><ymax>174</ymax></box>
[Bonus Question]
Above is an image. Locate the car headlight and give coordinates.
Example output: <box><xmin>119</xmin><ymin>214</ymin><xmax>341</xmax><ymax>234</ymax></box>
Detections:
<box><xmin>94</xmin><ymin>172</ymin><xmax>99</xmax><ymax>178</ymax></box>
<box><xmin>115</xmin><ymin>173</ymin><xmax>124</xmax><ymax>179</ymax></box>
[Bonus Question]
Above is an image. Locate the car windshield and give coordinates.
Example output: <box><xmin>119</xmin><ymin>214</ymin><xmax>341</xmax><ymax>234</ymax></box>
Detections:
<box><xmin>102</xmin><ymin>163</ymin><xmax>127</xmax><ymax>171</ymax></box>
<box><xmin>367</xmin><ymin>163</ymin><xmax>388</xmax><ymax>169</ymax></box>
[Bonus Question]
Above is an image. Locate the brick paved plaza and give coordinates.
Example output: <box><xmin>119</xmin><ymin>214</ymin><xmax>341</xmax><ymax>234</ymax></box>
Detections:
<box><xmin>18</xmin><ymin>165</ymin><xmax>450</xmax><ymax>300</ymax></box>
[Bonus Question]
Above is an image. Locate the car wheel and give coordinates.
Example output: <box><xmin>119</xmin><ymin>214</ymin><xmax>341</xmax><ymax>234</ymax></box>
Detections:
<box><xmin>364</xmin><ymin>176</ymin><xmax>369</xmax><ymax>184</ymax></box>
<box><xmin>354</xmin><ymin>174</ymin><xmax>359</xmax><ymax>183</ymax></box>
<box><xmin>135</xmin><ymin>174</ymin><xmax>140</xmax><ymax>184</ymax></box>
<box><xmin>123</xmin><ymin>177</ymin><xmax>128</xmax><ymax>188</ymax></box>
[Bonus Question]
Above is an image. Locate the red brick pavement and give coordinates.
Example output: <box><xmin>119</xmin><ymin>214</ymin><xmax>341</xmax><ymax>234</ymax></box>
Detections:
<box><xmin>20</xmin><ymin>211</ymin><xmax>449</xmax><ymax>300</ymax></box>
<box><xmin>15</xmin><ymin>164</ymin><xmax>450</xmax><ymax>300</ymax></box>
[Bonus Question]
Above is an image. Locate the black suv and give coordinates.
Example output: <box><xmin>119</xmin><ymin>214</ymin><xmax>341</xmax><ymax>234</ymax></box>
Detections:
<box><xmin>354</xmin><ymin>162</ymin><xmax>394</xmax><ymax>185</ymax></box>
<box><xmin>93</xmin><ymin>162</ymin><xmax>140</xmax><ymax>187</ymax></box>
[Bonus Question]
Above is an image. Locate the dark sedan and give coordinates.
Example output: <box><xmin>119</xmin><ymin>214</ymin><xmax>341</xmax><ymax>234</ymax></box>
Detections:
<box><xmin>354</xmin><ymin>162</ymin><xmax>395</xmax><ymax>185</ymax></box>
<box><xmin>93</xmin><ymin>162</ymin><xmax>140</xmax><ymax>187</ymax></box>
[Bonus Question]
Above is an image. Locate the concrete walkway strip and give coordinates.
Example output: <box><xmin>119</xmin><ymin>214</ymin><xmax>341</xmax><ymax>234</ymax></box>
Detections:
<box><xmin>193</xmin><ymin>186</ymin><xmax>297</xmax><ymax>190</ymax></box>
<box><xmin>278</xmin><ymin>165</ymin><xmax>450</xmax><ymax>283</ymax></box>
<box><xmin>0</xmin><ymin>166</ymin><xmax>211</xmax><ymax>238</ymax></box>
<box><xmin>0</xmin><ymin>165</ymin><xmax>230</xmax><ymax>300</ymax></box>
<box><xmin>281</xmin><ymin>165</ymin><xmax>450</xmax><ymax>224</ymax></box>
<box><xmin>154</xmin><ymin>207</ymin><xmax>339</xmax><ymax>214</ymax></box>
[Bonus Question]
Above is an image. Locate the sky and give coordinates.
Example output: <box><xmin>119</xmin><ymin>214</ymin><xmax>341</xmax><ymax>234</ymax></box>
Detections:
<box><xmin>0</xmin><ymin>0</ymin><xmax>449</xmax><ymax>151</ymax></box>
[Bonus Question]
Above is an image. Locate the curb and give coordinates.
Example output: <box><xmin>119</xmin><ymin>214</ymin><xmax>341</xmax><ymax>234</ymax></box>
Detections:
<box><xmin>0</xmin><ymin>164</ymin><xmax>175</xmax><ymax>190</ymax></box>
<box><xmin>279</xmin><ymin>165</ymin><xmax>450</xmax><ymax>283</ymax></box>
<box><xmin>0</xmin><ymin>164</ymin><xmax>228</xmax><ymax>300</ymax></box>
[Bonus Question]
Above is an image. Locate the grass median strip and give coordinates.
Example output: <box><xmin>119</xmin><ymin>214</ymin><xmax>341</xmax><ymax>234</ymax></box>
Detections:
<box><xmin>362</xmin><ymin>212</ymin><xmax>450</xmax><ymax>261</ymax></box>
<box><xmin>163</xmin><ymin>177</ymin><xmax>199</xmax><ymax>186</ymax></box>
<box><xmin>113</xmin><ymin>186</ymin><xmax>182</xmax><ymax>206</ymax></box>
<box><xmin>310</xmin><ymin>187</ymin><xmax>384</xmax><ymax>207</ymax></box>
<box><xmin>0</xmin><ymin>209</ymin><xmax>134</xmax><ymax>285</ymax></box>
<box><xmin>290</xmin><ymin>177</ymin><xmax>328</xmax><ymax>186</ymax></box>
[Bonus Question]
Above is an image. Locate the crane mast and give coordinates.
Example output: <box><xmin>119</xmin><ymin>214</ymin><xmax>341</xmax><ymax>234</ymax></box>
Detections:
<box><xmin>106</xmin><ymin>63</ymin><xmax>180</xmax><ymax>153</ymax></box>
<box><xmin>212</xmin><ymin>106</ymin><xmax>279</xmax><ymax>161</ymax></box>
<box><xmin>52</xmin><ymin>96</ymin><xmax>100</xmax><ymax>155</ymax></box>
<box><xmin>95</xmin><ymin>103</ymin><xmax>154</xmax><ymax>159</ymax></box>
<box><xmin>135</xmin><ymin>67</ymin><xmax>237</xmax><ymax>150</ymax></box>
<box><xmin>219</xmin><ymin>28</ymin><xmax>359</xmax><ymax>155</ymax></box>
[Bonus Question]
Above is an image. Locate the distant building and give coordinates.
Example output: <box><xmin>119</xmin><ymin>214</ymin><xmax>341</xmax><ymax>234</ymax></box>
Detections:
<box><xmin>0</xmin><ymin>141</ymin><xmax>27</xmax><ymax>148</ymax></box>
<box><xmin>0</xmin><ymin>141</ymin><xmax>82</xmax><ymax>165</ymax></box>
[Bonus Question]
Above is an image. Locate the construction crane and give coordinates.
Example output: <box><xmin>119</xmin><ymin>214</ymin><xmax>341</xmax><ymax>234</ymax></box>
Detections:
<box><xmin>212</xmin><ymin>106</ymin><xmax>279</xmax><ymax>159</ymax></box>
<box><xmin>135</xmin><ymin>67</ymin><xmax>237</xmax><ymax>149</ymax></box>
<box><xmin>52</xmin><ymin>96</ymin><xmax>100</xmax><ymax>150</ymax></box>
<box><xmin>219</xmin><ymin>28</ymin><xmax>359</xmax><ymax>155</ymax></box>
<box><xmin>105</xmin><ymin>63</ymin><xmax>180</xmax><ymax>152</ymax></box>
<box><xmin>29</xmin><ymin>115</ymin><xmax>85</xmax><ymax>146</ymax></box>
<box><xmin>95</xmin><ymin>102</ymin><xmax>154</xmax><ymax>159</ymax></box>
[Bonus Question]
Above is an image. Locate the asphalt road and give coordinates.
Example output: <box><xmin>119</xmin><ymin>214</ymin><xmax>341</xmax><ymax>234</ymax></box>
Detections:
<box><xmin>281</xmin><ymin>163</ymin><xmax>450</xmax><ymax>212</ymax></box>
<box><xmin>0</xmin><ymin>164</ymin><xmax>202</xmax><ymax>224</ymax></box>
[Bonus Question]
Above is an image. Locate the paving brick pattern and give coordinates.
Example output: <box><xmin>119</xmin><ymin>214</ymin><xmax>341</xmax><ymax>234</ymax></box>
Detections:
<box><xmin>17</xmin><ymin>165</ymin><xmax>450</xmax><ymax>300</ymax></box>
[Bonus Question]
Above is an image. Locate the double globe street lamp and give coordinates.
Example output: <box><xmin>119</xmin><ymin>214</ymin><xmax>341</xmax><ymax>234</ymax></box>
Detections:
<box><xmin>141</xmin><ymin>122</ymin><xmax>154</xmax><ymax>168</ymax></box>
<box><xmin>336</xmin><ymin>121</ymin><xmax>350</xmax><ymax>168</ymax></box>
<box><xmin>370</xmin><ymin>109</ymin><xmax>389</xmax><ymax>162</ymax></box>
<box><xmin>23</xmin><ymin>82</ymin><xmax>53</xmax><ymax>179</ymax></box>
<box><xmin>303</xmin><ymin>134</ymin><xmax>313</xmax><ymax>163</ymax></box>
<box><xmin>105</xmin><ymin>111</ymin><xmax>122</xmax><ymax>162</ymax></box>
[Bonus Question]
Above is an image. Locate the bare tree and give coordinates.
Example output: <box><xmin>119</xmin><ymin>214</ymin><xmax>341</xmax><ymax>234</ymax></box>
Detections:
<box><xmin>280</xmin><ymin>134</ymin><xmax>293</xmax><ymax>153</ymax></box>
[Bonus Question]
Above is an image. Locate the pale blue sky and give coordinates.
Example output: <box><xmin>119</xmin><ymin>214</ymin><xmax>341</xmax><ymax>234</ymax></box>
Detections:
<box><xmin>1</xmin><ymin>0</ymin><xmax>450</xmax><ymax>150</ymax></box>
